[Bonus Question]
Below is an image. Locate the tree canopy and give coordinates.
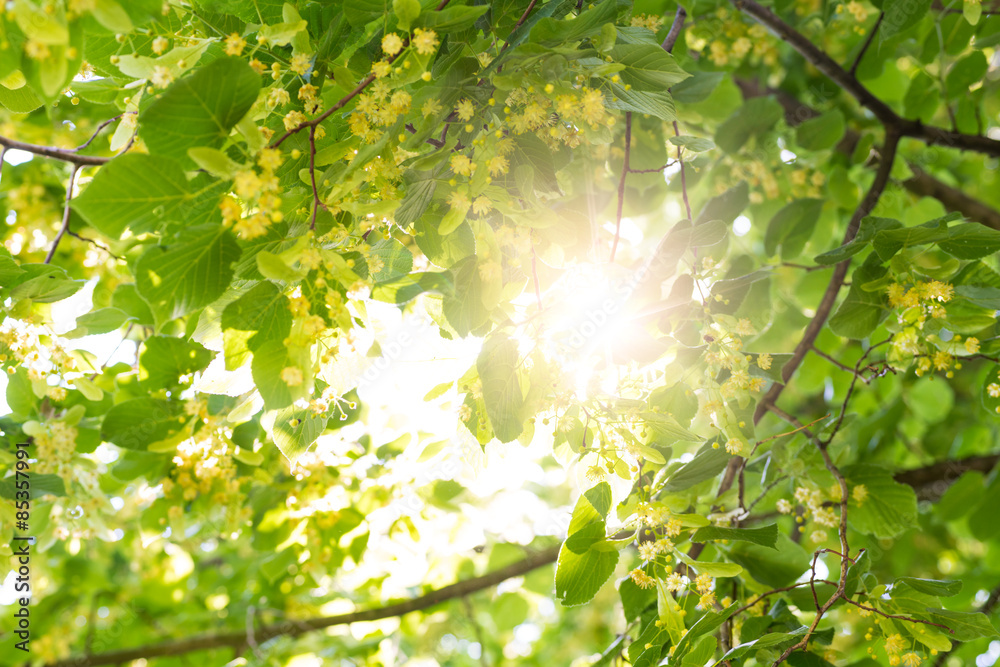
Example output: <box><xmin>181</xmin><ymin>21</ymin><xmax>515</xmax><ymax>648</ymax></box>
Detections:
<box><xmin>1</xmin><ymin>0</ymin><xmax>1000</xmax><ymax>666</ymax></box>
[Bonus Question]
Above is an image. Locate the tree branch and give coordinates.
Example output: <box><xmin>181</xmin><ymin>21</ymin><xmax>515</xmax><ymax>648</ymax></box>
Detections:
<box><xmin>730</xmin><ymin>0</ymin><xmax>1000</xmax><ymax>158</ymax></box>
<box><xmin>753</xmin><ymin>128</ymin><xmax>901</xmax><ymax>423</ymax></box>
<box><xmin>41</xmin><ymin>545</ymin><xmax>559</xmax><ymax>667</ymax></box>
<box><xmin>734</xmin><ymin>78</ymin><xmax>1000</xmax><ymax>231</ymax></box>
<box><xmin>894</xmin><ymin>453</ymin><xmax>1000</xmax><ymax>500</ymax></box>
<box><xmin>44</xmin><ymin>165</ymin><xmax>81</xmax><ymax>264</ymax></box>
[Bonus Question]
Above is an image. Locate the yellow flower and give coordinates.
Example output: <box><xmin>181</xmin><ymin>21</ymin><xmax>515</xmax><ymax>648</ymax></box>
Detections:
<box><xmin>382</xmin><ymin>32</ymin><xmax>404</xmax><ymax>56</ymax></box>
<box><xmin>697</xmin><ymin>592</ymin><xmax>716</xmax><ymax>609</ymax></box>
<box><xmin>372</xmin><ymin>61</ymin><xmax>392</xmax><ymax>78</ymax></box>
<box><xmin>932</xmin><ymin>351</ymin><xmax>952</xmax><ymax>371</ymax></box>
<box><xmin>421</xmin><ymin>98</ymin><xmax>443</xmax><ymax>117</ymax></box>
<box><xmin>283</xmin><ymin>110</ymin><xmax>307</xmax><ymax>131</ymax></box>
<box><xmin>456</xmin><ymin>99</ymin><xmax>475</xmax><ymax>122</ymax></box>
<box><xmin>249</xmin><ymin>59</ymin><xmax>267</xmax><ymax>75</ymax></box>
<box><xmin>151</xmin><ymin>66</ymin><xmax>175</xmax><ymax>89</ymax></box>
<box><xmin>412</xmin><ymin>28</ymin><xmax>439</xmax><ymax>55</ymax></box>
<box><xmin>290</xmin><ymin>53</ymin><xmax>313</xmax><ymax>76</ymax></box>
<box><xmin>630</xmin><ymin>568</ymin><xmax>656</xmax><ymax>589</ymax></box>
<box><xmin>756</xmin><ymin>352</ymin><xmax>772</xmax><ymax>370</ymax></box>
<box><xmin>225</xmin><ymin>33</ymin><xmax>246</xmax><ymax>56</ymax></box>
<box><xmin>725</xmin><ymin>438</ymin><xmax>744</xmax><ymax>455</ymax></box>
<box><xmin>885</xmin><ymin>634</ymin><xmax>906</xmax><ymax>655</ymax></box>
<box><xmin>152</xmin><ymin>36</ymin><xmax>169</xmax><ymax>55</ymax></box>
<box><xmin>579</xmin><ymin>87</ymin><xmax>605</xmax><ymax>125</ymax></box>
<box><xmin>450</xmin><ymin>154</ymin><xmax>474</xmax><ymax>177</ymax></box>
<box><xmin>281</xmin><ymin>367</ymin><xmax>303</xmax><ymax>387</ymax></box>
<box><xmin>267</xmin><ymin>88</ymin><xmax>290</xmax><ymax>107</ymax></box>
<box><xmin>921</xmin><ymin>280</ymin><xmax>954</xmax><ymax>302</ymax></box>
<box><xmin>472</xmin><ymin>196</ymin><xmax>492</xmax><ymax>216</ymax></box>
<box><xmin>487</xmin><ymin>155</ymin><xmax>509</xmax><ymax>177</ymax></box>
<box><xmin>852</xmin><ymin>484</ymin><xmax>868</xmax><ymax>505</ymax></box>
<box><xmin>234</xmin><ymin>170</ymin><xmax>262</xmax><ymax>199</ymax></box>
<box><xmin>988</xmin><ymin>383</ymin><xmax>1000</xmax><ymax>398</ymax></box>
<box><xmin>965</xmin><ymin>337</ymin><xmax>980</xmax><ymax>354</ymax></box>
<box><xmin>901</xmin><ymin>652</ymin><xmax>922</xmax><ymax>667</ymax></box>
<box><xmin>219</xmin><ymin>197</ymin><xmax>242</xmax><ymax>223</ymax></box>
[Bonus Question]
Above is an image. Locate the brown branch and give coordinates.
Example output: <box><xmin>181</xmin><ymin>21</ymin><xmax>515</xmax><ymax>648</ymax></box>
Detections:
<box><xmin>735</xmin><ymin>78</ymin><xmax>1000</xmax><ymax>232</ymax></box>
<box><xmin>41</xmin><ymin>545</ymin><xmax>559</xmax><ymax>667</ymax></box>
<box><xmin>903</xmin><ymin>166</ymin><xmax>1000</xmax><ymax>231</ymax></box>
<box><xmin>894</xmin><ymin>453</ymin><xmax>1000</xmax><ymax>500</ymax></box>
<box><xmin>661</xmin><ymin>8</ymin><xmax>687</xmax><ymax>52</ymax></box>
<box><xmin>44</xmin><ymin>165</ymin><xmax>81</xmax><ymax>264</ymax></box>
<box><xmin>0</xmin><ymin>136</ymin><xmax>114</xmax><ymax>166</ymax></box>
<box><xmin>730</xmin><ymin>0</ymin><xmax>1000</xmax><ymax>158</ymax></box>
<box><xmin>848</xmin><ymin>12</ymin><xmax>883</xmax><ymax>76</ymax></box>
<box><xmin>72</xmin><ymin>113</ymin><xmax>135</xmax><ymax>153</ymax></box>
<box><xmin>753</xmin><ymin>128</ymin><xmax>900</xmax><ymax>424</ymax></box>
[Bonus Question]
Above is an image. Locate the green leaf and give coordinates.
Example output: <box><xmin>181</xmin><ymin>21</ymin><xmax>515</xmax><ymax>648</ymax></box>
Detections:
<box><xmin>828</xmin><ymin>254</ymin><xmax>889</xmax><ymax>339</ymax></box>
<box><xmin>393</xmin><ymin>0</ymin><xmax>420</xmax><ymax>31</ymax></box>
<box><xmin>221</xmin><ymin>281</ymin><xmax>292</xmax><ymax>351</ymax></box>
<box><xmin>442</xmin><ymin>256</ymin><xmax>489</xmax><ymax>336</ymax></box>
<box><xmin>608</xmin><ymin>44</ymin><xmax>690</xmax><ymax>91</ymax></box>
<box><xmin>715</xmin><ymin>96</ymin><xmax>783</xmax><ymax>154</ymax></box>
<box><xmin>880</xmin><ymin>0</ymin><xmax>932</xmax><ymax>40</ymax></box>
<box><xmin>413</xmin><ymin>5</ymin><xmax>488</xmax><ymax>31</ymax></box>
<box><xmin>671</xmin><ymin>71</ymin><xmax>724</xmax><ymax>104</ymax></box>
<box><xmin>139</xmin><ymin>336</ymin><xmax>213</xmax><ymax>389</ymax></box>
<box><xmin>65</xmin><ymin>308</ymin><xmax>134</xmax><ymax>338</ymax></box>
<box><xmin>92</xmin><ymin>0</ymin><xmax>133</xmax><ymax>32</ymax></box>
<box><xmin>555</xmin><ymin>542</ymin><xmax>619</xmax><ymax>606</ymax></box>
<box><xmin>669</xmin><ymin>135</ymin><xmax>716</xmax><ymax>153</ymax></box>
<box><xmin>691</xmin><ymin>523</ymin><xmax>778</xmax><ymax>549</ymax></box>
<box><xmin>252</xmin><ymin>339</ymin><xmax>307</xmax><ymax>410</ymax></box>
<box><xmin>815</xmin><ymin>216</ymin><xmax>902</xmax><ymax>265</ymax></box>
<box><xmin>795</xmin><ymin>110</ymin><xmax>845</xmax><ymax>151</ymax></box>
<box><xmin>691</xmin><ymin>561</ymin><xmax>744</xmax><ymax>577</ymax></box>
<box><xmin>871</xmin><ymin>213</ymin><xmax>961</xmax><ymax>261</ymax></box>
<box><xmin>606</xmin><ymin>84</ymin><xmax>676</xmax><ymax>121</ymax></box>
<box><xmin>0</xmin><ymin>473</ymin><xmax>66</xmax><ymax>500</ymax></box>
<box><xmin>925</xmin><ymin>608</ymin><xmax>1000</xmax><ymax>641</ymax></box>
<box><xmin>619</xmin><ymin>577</ymin><xmax>656</xmax><ymax>622</ymax></box>
<box><xmin>477</xmin><ymin>334</ymin><xmax>525</xmax><ymax>443</ymax></box>
<box><xmin>135</xmin><ymin>224</ymin><xmax>242</xmax><ymax>325</ymax></box>
<box><xmin>938</xmin><ymin>222</ymin><xmax>1000</xmax><ymax>259</ymax></box>
<box><xmin>720</xmin><ymin>632</ymin><xmax>800</xmax><ymax>663</ymax></box>
<box><xmin>140</xmin><ymin>57</ymin><xmax>262</xmax><ymax>163</ymax></box>
<box><xmin>661</xmin><ymin>442</ymin><xmax>730</xmax><ymax>492</ymax></box>
<box><xmin>945</xmin><ymin>52</ymin><xmax>987</xmax><ymax>98</ymax></box>
<box><xmin>72</xmin><ymin>154</ymin><xmax>191</xmax><ymax>237</ymax></box>
<box><xmin>727</xmin><ymin>533</ymin><xmax>811</xmax><ymax>587</ymax></box>
<box><xmin>764</xmin><ymin>199</ymin><xmax>823</xmax><ymax>260</ymax></box>
<box><xmin>267</xmin><ymin>405</ymin><xmax>325</xmax><ymax>464</ymax></box>
<box><xmin>0</xmin><ymin>84</ymin><xmax>43</xmax><ymax>113</ymax></box>
<box><xmin>695</xmin><ymin>181</ymin><xmax>749</xmax><ymax>225</ymax></box>
<box><xmin>671</xmin><ymin>604</ymin><xmax>737</xmax><ymax>662</ymax></box>
<box><xmin>531</xmin><ymin>0</ymin><xmax>620</xmax><ymax>45</ymax></box>
<box><xmin>892</xmin><ymin>578</ymin><xmax>962</xmax><ymax>597</ymax></box>
<box><xmin>8</xmin><ymin>264</ymin><xmax>84</xmax><ymax>304</ymax></box>
<box><xmin>842</xmin><ymin>464</ymin><xmax>918</xmax><ymax>538</ymax></box>
<box><xmin>101</xmin><ymin>398</ymin><xmax>186</xmax><ymax>450</ymax></box>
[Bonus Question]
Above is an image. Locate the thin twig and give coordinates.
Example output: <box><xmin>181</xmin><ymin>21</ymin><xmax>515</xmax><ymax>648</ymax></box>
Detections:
<box><xmin>73</xmin><ymin>113</ymin><xmax>135</xmax><ymax>153</ymax></box>
<box><xmin>44</xmin><ymin>165</ymin><xmax>81</xmax><ymax>264</ymax></box>
<box><xmin>41</xmin><ymin>545</ymin><xmax>559</xmax><ymax>667</ymax></box>
<box><xmin>848</xmin><ymin>12</ymin><xmax>883</xmax><ymax>76</ymax></box>
<box><xmin>753</xmin><ymin>129</ymin><xmax>901</xmax><ymax>424</ymax></box>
